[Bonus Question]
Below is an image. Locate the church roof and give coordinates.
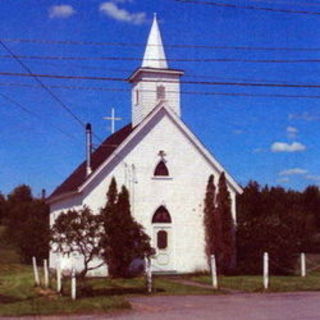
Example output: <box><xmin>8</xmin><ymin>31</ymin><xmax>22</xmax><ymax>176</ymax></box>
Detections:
<box><xmin>48</xmin><ymin>123</ymin><xmax>134</xmax><ymax>201</ymax></box>
<box><xmin>142</xmin><ymin>14</ymin><xmax>168</xmax><ymax>69</ymax></box>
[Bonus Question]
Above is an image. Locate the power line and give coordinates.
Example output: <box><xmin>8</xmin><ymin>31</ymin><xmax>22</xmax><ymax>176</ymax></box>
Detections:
<box><xmin>2</xmin><ymin>53</ymin><xmax>320</xmax><ymax>63</ymax></box>
<box><xmin>0</xmin><ymin>92</ymin><xmax>80</xmax><ymax>141</ymax></box>
<box><xmin>15</xmin><ymin>58</ymin><xmax>320</xmax><ymax>86</ymax></box>
<box><xmin>3</xmin><ymin>81</ymin><xmax>320</xmax><ymax>100</ymax></box>
<box><xmin>3</xmin><ymin>71</ymin><xmax>320</xmax><ymax>89</ymax></box>
<box><xmin>176</xmin><ymin>0</ymin><xmax>320</xmax><ymax>15</ymax></box>
<box><xmin>0</xmin><ymin>40</ymin><xmax>91</xmax><ymax>134</ymax></box>
<box><xmin>4</xmin><ymin>37</ymin><xmax>320</xmax><ymax>52</ymax></box>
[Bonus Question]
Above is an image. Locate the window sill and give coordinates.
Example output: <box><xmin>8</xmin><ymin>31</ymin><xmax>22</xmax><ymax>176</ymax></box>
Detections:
<box><xmin>152</xmin><ymin>176</ymin><xmax>173</xmax><ymax>180</ymax></box>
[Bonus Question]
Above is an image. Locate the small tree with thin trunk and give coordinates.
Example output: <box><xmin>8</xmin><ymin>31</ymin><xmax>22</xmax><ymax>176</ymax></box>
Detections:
<box><xmin>51</xmin><ymin>206</ymin><xmax>104</xmax><ymax>278</ymax></box>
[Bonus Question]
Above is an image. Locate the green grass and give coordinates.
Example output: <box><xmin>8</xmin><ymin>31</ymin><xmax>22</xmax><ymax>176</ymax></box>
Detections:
<box><xmin>190</xmin><ymin>272</ymin><xmax>320</xmax><ymax>293</ymax></box>
<box><xmin>0</xmin><ymin>265</ymin><xmax>215</xmax><ymax>316</ymax></box>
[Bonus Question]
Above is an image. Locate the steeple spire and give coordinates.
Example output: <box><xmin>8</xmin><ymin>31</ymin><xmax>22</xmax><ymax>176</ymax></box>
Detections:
<box><xmin>142</xmin><ymin>13</ymin><xmax>168</xmax><ymax>69</ymax></box>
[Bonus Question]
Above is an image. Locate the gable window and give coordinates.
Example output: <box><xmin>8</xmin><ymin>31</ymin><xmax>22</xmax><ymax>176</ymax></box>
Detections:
<box><xmin>152</xmin><ymin>206</ymin><xmax>172</xmax><ymax>223</ymax></box>
<box><xmin>154</xmin><ymin>160</ymin><xmax>169</xmax><ymax>176</ymax></box>
<box><xmin>157</xmin><ymin>230</ymin><xmax>168</xmax><ymax>249</ymax></box>
<box><xmin>157</xmin><ymin>85</ymin><xmax>166</xmax><ymax>100</ymax></box>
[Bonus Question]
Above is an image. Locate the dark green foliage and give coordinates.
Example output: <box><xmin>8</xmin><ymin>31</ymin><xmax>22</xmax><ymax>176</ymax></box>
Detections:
<box><xmin>51</xmin><ymin>206</ymin><xmax>103</xmax><ymax>278</ymax></box>
<box><xmin>203</xmin><ymin>175</ymin><xmax>218</xmax><ymax>261</ymax></box>
<box><xmin>101</xmin><ymin>178</ymin><xmax>153</xmax><ymax>278</ymax></box>
<box><xmin>216</xmin><ymin>172</ymin><xmax>236</xmax><ymax>274</ymax></box>
<box><xmin>0</xmin><ymin>193</ymin><xmax>5</xmax><ymax>224</ymax></box>
<box><xmin>203</xmin><ymin>173</ymin><xmax>235</xmax><ymax>275</ymax></box>
<box><xmin>237</xmin><ymin>181</ymin><xmax>307</xmax><ymax>275</ymax></box>
<box><xmin>3</xmin><ymin>185</ymin><xmax>49</xmax><ymax>263</ymax></box>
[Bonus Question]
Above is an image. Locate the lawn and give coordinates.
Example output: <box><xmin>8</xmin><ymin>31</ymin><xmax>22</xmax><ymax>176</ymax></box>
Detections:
<box><xmin>0</xmin><ymin>264</ymin><xmax>213</xmax><ymax>317</ymax></box>
<box><xmin>190</xmin><ymin>272</ymin><xmax>320</xmax><ymax>293</ymax></box>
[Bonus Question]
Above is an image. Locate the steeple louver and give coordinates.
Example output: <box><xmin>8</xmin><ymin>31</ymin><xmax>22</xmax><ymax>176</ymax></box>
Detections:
<box><xmin>142</xmin><ymin>14</ymin><xmax>168</xmax><ymax>69</ymax></box>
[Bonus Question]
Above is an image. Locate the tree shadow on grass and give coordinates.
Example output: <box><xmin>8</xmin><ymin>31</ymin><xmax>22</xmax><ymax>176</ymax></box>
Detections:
<box><xmin>0</xmin><ymin>294</ymin><xmax>34</xmax><ymax>304</ymax></box>
<box><xmin>78</xmin><ymin>286</ymin><xmax>165</xmax><ymax>298</ymax></box>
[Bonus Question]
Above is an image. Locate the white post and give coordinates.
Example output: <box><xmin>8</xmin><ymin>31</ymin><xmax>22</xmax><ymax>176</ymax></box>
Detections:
<box><xmin>32</xmin><ymin>256</ymin><xmax>40</xmax><ymax>286</ymax></box>
<box><xmin>71</xmin><ymin>269</ymin><xmax>76</xmax><ymax>300</ymax></box>
<box><xmin>43</xmin><ymin>259</ymin><xmax>49</xmax><ymax>288</ymax></box>
<box><xmin>263</xmin><ymin>252</ymin><xmax>269</xmax><ymax>290</ymax></box>
<box><xmin>56</xmin><ymin>264</ymin><xmax>62</xmax><ymax>293</ymax></box>
<box><xmin>301</xmin><ymin>252</ymin><xmax>306</xmax><ymax>277</ymax></box>
<box><xmin>210</xmin><ymin>254</ymin><xmax>218</xmax><ymax>289</ymax></box>
<box><xmin>145</xmin><ymin>256</ymin><xmax>152</xmax><ymax>294</ymax></box>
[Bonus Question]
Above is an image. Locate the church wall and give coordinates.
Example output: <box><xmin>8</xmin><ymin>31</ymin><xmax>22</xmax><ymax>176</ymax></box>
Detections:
<box><xmin>79</xmin><ymin>112</ymin><xmax>237</xmax><ymax>274</ymax></box>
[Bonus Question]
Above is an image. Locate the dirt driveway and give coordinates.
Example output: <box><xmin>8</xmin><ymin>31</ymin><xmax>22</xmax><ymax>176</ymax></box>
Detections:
<box><xmin>1</xmin><ymin>292</ymin><xmax>320</xmax><ymax>320</ymax></box>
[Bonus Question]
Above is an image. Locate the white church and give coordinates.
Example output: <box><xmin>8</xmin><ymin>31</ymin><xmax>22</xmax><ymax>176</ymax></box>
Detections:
<box><xmin>48</xmin><ymin>15</ymin><xmax>242</xmax><ymax>276</ymax></box>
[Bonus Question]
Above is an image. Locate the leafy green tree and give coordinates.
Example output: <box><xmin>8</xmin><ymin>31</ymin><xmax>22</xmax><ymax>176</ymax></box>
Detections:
<box><xmin>51</xmin><ymin>206</ymin><xmax>104</xmax><ymax>278</ymax></box>
<box><xmin>216</xmin><ymin>172</ymin><xmax>236</xmax><ymax>274</ymax></box>
<box><xmin>4</xmin><ymin>185</ymin><xmax>49</xmax><ymax>263</ymax></box>
<box><xmin>101</xmin><ymin>179</ymin><xmax>153</xmax><ymax>278</ymax></box>
<box><xmin>237</xmin><ymin>182</ymin><xmax>303</xmax><ymax>275</ymax></box>
<box><xmin>0</xmin><ymin>193</ymin><xmax>5</xmax><ymax>224</ymax></box>
<box><xmin>203</xmin><ymin>175</ymin><xmax>220</xmax><ymax>264</ymax></box>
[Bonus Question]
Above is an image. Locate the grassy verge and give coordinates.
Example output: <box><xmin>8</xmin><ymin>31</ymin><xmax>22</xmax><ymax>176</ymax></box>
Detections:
<box><xmin>190</xmin><ymin>272</ymin><xmax>320</xmax><ymax>293</ymax></box>
<box><xmin>0</xmin><ymin>265</ymin><xmax>214</xmax><ymax>317</ymax></box>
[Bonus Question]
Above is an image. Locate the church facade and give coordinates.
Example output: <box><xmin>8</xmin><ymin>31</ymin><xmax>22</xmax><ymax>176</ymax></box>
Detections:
<box><xmin>48</xmin><ymin>16</ymin><xmax>242</xmax><ymax>276</ymax></box>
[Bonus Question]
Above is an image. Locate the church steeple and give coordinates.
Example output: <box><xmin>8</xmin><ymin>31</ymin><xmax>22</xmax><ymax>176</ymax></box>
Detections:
<box><xmin>128</xmin><ymin>14</ymin><xmax>184</xmax><ymax>127</ymax></box>
<box><xmin>142</xmin><ymin>14</ymin><xmax>168</xmax><ymax>69</ymax></box>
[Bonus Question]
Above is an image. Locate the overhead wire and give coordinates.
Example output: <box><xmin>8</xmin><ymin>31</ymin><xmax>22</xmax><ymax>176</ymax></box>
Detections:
<box><xmin>175</xmin><ymin>0</ymin><xmax>320</xmax><ymax>15</ymax></box>
<box><xmin>3</xmin><ymin>81</ymin><xmax>320</xmax><ymax>100</ymax></box>
<box><xmin>3</xmin><ymin>71</ymin><xmax>320</xmax><ymax>89</ymax></box>
<box><xmin>0</xmin><ymin>92</ymin><xmax>80</xmax><ymax>142</ymax></box>
<box><xmin>0</xmin><ymin>39</ymin><xmax>104</xmax><ymax>143</ymax></box>
<box><xmin>2</xmin><ymin>53</ymin><xmax>320</xmax><ymax>63</ymax></box>
<box><xmin>3</xmin><ymin>37</ymin><xmax>320</xmax><ymax>52</ymax></box>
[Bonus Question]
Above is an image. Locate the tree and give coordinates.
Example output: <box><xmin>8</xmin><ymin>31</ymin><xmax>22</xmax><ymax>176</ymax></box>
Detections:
<box><xmin>51</xmin><ymin>206</ymin><xmax>104</xmax><ymax>278</ymax></box>
<box><xmin>203</xmin><ymin>175</ymin><xmax>219</xmax><ymax>263</ymax></box>
<box><xmin>4</xmin><ymin>185</ymin><xmax>49</xmax><ymax>263</ymax></box>
<box><xmin>216</xmin><ymin>172</ymin><xmax>236</xmax><ymax>274</ymax></box>
<box><xmin>237</xmin><ymin>181</ymin><xmax>303</xmax><ymax>275</ymax></box>
<box><xmin>0</xmin><ymin>193</ymin><xmax>5</xmax><ymax>224</ymax></box>
<box><xmin>101</xmin><ymin>179</ymin><xmax>153</xmax><ymax>278</ymax></box>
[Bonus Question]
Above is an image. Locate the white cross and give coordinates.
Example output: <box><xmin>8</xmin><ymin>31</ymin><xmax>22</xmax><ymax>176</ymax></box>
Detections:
<box><xmin>103</xmin><ymin>108</ymin><xmax>122</xmax><ymax>134</ymax></box>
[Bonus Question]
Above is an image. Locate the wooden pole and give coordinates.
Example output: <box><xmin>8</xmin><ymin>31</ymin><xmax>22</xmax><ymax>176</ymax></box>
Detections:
<box><xmin>145</xmin><ymin>256</ymin><xmax>152</xmax><ymax>294</ymax></box>
<box><xmin>56</xmin><ymin>264</ymin><xmax>62</xmax><ymax>293</ymax></box>
<box><xmin>32</xmin><ymin>256</ymin><xmax>40</xmax><ymax>286</ymax></box>
<box><xmin>210</xmin><ymin>254</ymin><xmax>218</xmax><ymax>289</ymax></box>
<box><xmin>301</xmin><ymin>252</ymin><xmax>306</xmax><ymax>277</ymax></box>
<box><xmin>263</xmin><ymin>252</ymin><xmax>269</xmax><ymax>290</ymax></box>
<box><xmin>43</xmin><ymin>259</ymin><xmax>49</xmax><ymax>288</ymax></box>
<box><xmin>71</xmin><ymin>269</ymin><xmax>76</xmax><ymax>300</ymax></box>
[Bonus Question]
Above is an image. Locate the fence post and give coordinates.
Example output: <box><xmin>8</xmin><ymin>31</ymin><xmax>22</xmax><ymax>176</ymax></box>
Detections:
<box><xmin>263</xmin><ymin>252</ymin><xmax>269</xmax><ymax>290</ymax></box>
<box><xmin>210</xmin><ymin>254</ymin><xmax>218</xmax><ymax>289</ymax></box>
<box><xmin>301</xmin><ymin>252</ymin><xmax>306</xmax><ymax>277</ymax></box>
<box><xmin>43</xmin><ymin>259</ymin><xmax>49</xmax><ymax>288</ymax></box>
<box><xmin>32</xmin><ymin>256</ymin><xmax>40</xmax><ymax>286</ymax></box>
<box><xmin>145</xmin><ymin>255</ymin><xmax>152</xmax><ymax>294</ymax></box>
<box><xmin>71</xmin><ymin>269</ymin><xmax>76</xmax><ymax>300</ymax></box>
<box><xmin>56</xmin><ymin>264</ymin><xmax>62</xmax><ymax>293</ymax></box>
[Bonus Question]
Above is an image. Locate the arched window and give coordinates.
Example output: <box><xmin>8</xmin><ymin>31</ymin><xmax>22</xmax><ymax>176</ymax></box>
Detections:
<box><xmin>157</xmin><ymin>230</ymin><xmax>168</xmax><ymax>249</ymax></box>
<box><xmin>152</xmin><ymin>206</ymin><xmax>172</xmax><ymax>223</ymax></box>
<box><xmin>157</xmin><ymin>85</ymin><xmax>166</xmax><ymax>100</ymax></box>
<box><xmin>154</xmin><ymin>160</ymin><xmax>169</xmax><ymax>176</ymax></box>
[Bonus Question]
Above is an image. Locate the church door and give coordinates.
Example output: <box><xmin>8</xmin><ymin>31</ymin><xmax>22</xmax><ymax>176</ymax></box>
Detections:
<box><xmin>151</xmin><ymin>206</ymin><xmax>175</xmax><ymax>272</ymax></box>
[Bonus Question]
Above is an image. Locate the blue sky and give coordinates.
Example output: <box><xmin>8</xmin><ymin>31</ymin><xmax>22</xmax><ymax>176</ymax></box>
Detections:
<box><xmin>1</xmin><ymin>0</ymin><xmax>320</xmax><ymax>196</ymax></box>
